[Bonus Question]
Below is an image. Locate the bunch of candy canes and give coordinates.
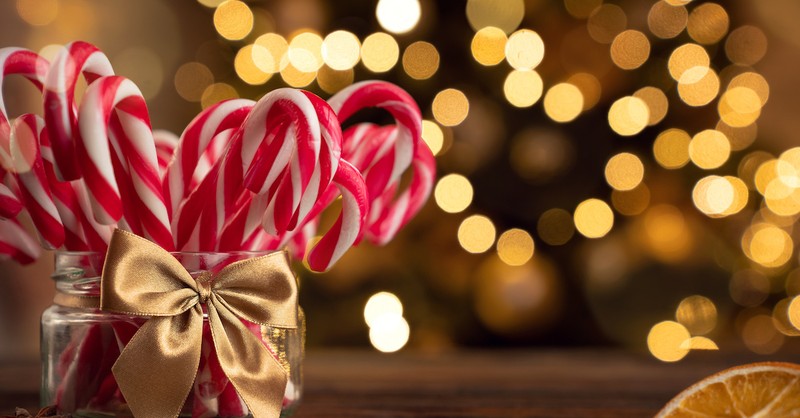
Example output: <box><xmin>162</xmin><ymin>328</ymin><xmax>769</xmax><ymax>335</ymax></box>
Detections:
<box><xmin>0</xmin><ymin>41</ymin><xmax>434</xmax><ymax>415</ymax></box>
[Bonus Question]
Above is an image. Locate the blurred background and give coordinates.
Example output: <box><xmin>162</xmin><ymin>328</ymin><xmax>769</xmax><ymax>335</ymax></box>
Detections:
<box><xmin>2</xmin><ymin>0</ymin><xmax>800</xmax><ymax>364</ymax></box>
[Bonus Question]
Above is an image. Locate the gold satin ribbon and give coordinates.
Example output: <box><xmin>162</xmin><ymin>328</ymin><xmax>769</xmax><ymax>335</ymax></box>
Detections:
<box><xmin>100</xmin><ymin>229</ymin><xmax>298</xmax><ymax>418</ymax></box>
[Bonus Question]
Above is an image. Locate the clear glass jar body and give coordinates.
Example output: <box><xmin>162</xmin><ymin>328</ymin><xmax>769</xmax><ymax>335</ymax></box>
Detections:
<box><xmin>41</xmin><ymin>251</ymin><xmax>304</xmax><ymax>417</ymax></box>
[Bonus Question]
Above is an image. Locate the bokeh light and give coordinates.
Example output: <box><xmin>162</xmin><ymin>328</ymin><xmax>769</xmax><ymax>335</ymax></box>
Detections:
<box><xmin>503</xmin><ymin>70</ymin><xmax>543</xmax><ymax>108</ymax></box>
<box><xmin>253</xmin><ymin>33</ymin><xmax>289</xmax><ymax>73</ymax></box>
<box><xmin>421</xmin><ymin>120</ymin><xmax>444</xmax><ymax>155</ymax></box>
<box><xmin>689</xmin><ymin>129</ymin><xmax>730</xmax><ymax>170</ymax></box>
<box><xmin>317</xmin><ymin>65</ymin><xmax>354</xmax><ymax>94</ymax></box>
<box><xmin>175</xmin><ymin>62</ymin><xmax>214</xmax><ymax>102</ymax></box>
<box><xmin>497</xmin><ymin>228</ymin><xmax>535</xmax><ymax>266</ymax></box>
<box><xmin>201</xmin><ymin>82</ymin><xmax>238</xmax><ymax>109</ymax></box>
<box><xmin>432</xmin><ymin>88</ymin><xmax>469</xmax><ymax>126</ymax></box>
<box><xmin>322</xmin><ymin>30</ymin><xmax>361</xmax><ymax>71</ymax></box>
<box><xmin>587</xmin><ymin>4</ymin><xmax>627</xmax><ymax>44</ymax></box>
<box><xmin>647</xmin><ymin>1</ymin><xmax>687</xmax><ymax>39</ymax></box>
<box><xmin>725</xmin><ymin>26</ymin><xmax>768</xmax><ymax>66</ymax></box>
<box><xmin>16</xmin><ymin>0</ymin><xmax>58</xmax><ymax>26</ymax></box>
<box><xmin>364</xmin><ymin>292</ymin><xmax>404</xmax><ymax>328</ymax></box>
<box><xmin>676</xmin><ymin>295</ymin><xmax>717</xmax><ymax>335</ymax></box>
<box><xmin>403</xmin><ymin>41</ymin><xmax>440</xmax><ymax>80</ymax></box>
<box><xmin>434</xmin><ymin>174</ymin><xmax>474</xmax><ymax>213</ymax></box>
<box><xmin>608</xmin><ymin>96</ymin><xmax>649</xmax><ymax>136</ymax></box>
<box><xmin>742</xmin><ymin>223</ymin><xmax>794</xmax><ymax>268</ymax></box>
<box><xmin>678</xmin><ymin>67</ymin><xmax>719</xmax><ymax>107</ymax></box>
<box><xmin>679</xmin><ymin>337</ymin><xmax>719</xmax><ymax>351</ymax></box>
<box><xmin>610</xmin><ymin>30</ymin><xmax>650</xmax><ymax>70</ymax></box>
<box><xmin>604</xmin><ymin>152</ymin><xmax>644</xmax><ymax>191</ymax></box>
<box><xmin>633</xmin><ymin>87</ymin><xmax>668</xmax><ymax>126</ymax></box>
<box><xmin>544</xmin><ymin>83</ymin><xmax>583</xmax><ymax>123</ymax></box>
<box><xmin>639</xmin><ymin>205</ymin><xmax>693</xmax><ymax>263</ymax></box>
<box><xmin>280</xmin><ymin>63</ymin><xmax>317</xmax><ymax>88</ymax></box>
<box><xmin>668</xmin><ymin>43</ymin><xmax>709</xmax><ymax>81</ymax></box>
<box><xmin>647</xmin><ymin>320</ymin><xmax>690</xmax><ymax>362</ymax></box>
<box><xmin>376</xmin><ymin>0</ymin><xmax>421</xmax><ymax>34</ymax></box>
<box><xmin>458</xmin><ymin>215</ymin><xmax>497</xmax><ymax>253</ymax></box>
<box><xmin>537</xmin><ymin>208</ymin><xmax>575</xmax><ymax>246</ymax></box>
<box><xmin>567</xmin><ymin>73</ymin><xmax>602</xmax><ymax>111</ymax></box>
<box><xmin>505</xmin><ymin>29</ymin><xmax>545</xmax><ymax>70</ymax></box>
<box><xmin>472</xmin><ymin>27</ymin><xmax>508</xmax><ymax>66</ymax></box>
<box><xmin>369</xmin><ymin>314</ymin><xmax>410</xmax><ymax>353</ymax></box>
<box><xmin>687</xmin><ymin>2</ymin><xmax>729</xmax><ymax>45</ymax></box>
<box><xmin>466</xmin><ymin>0</ymin><xmax>524</xmax><ymax>34</ymax></box>
<box><xmin>574</xmin><ymin>199</ymin><xmax>613</xmax><ymax>239</ymax></box>
<box><xmin>693</xmin><ymin>175</ymin><xmax>734</xmax><ymax>216</ymax></box>
<box><xmin>234</xmin><ymin>45</ymin><xmax>271</xmax><ymax>85</ymax></box>
<box><xmin>288</xmin><ymin>31</ymin><xmax>324</xmax><ymax>73</ymax></box>
<box><xmin>653</xmin><ymin>128</ymin><xmax>691</xmax><ymax>169</ymax></box>
<box><xmin>213</xmin><ymin>0</ymin><xmax>253</xmax><ymax>41</ymax></box>
<box><xmin>360</xmin><ymin>32</ymin><xmax>399</xmax><ymax>73</ymax></box>
<box><xmin>564</xmin><ymin>0</ymin><xmax>602</xmax><ymax>19</ymax></box>
<box><xmin>611</xmin><ymin>184</ymin><xmax>650</xmax><ymax>216</ymax></box>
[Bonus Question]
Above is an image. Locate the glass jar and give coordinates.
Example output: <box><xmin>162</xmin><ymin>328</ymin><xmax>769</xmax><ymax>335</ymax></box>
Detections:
<box><xmin>41</xmin><ymin>251</ymin><xmax>304</xmax><ymax>417</ymax></box>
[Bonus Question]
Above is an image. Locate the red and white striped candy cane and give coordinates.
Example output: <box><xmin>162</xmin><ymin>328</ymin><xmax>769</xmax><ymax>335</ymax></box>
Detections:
<box><xmin>44</xmin><ymin>41</ymin><xmax>114</xmax><ymax>181</ymax></box>
<box><xmin>0</xmin><ymin>217</ymin><xmax>40</xmax><ymax>264</ymax></box>
<box><xmin>76</xmin><ymin>75</ymin><xmax>172</xmax><ymax>249</ymax></box>
<box><xmin>152</xmin><ymin>129</ymin><xmax>178</xmax><ymax>180</ymax></box>
<box><xmin>8</xmin><ymin>114</ymin><xmax>65</xmax><ymax>249</ymax></box>
<box><xmin>0</xmin><ymin>180</ymin><xmax>22</xmax><ymax>219</ymax></box>
<box><xmin>328</xmin><ymin>81</ymin><xmax>421</xmax><ymax>200</ymax></box>
<box><xmin>164</xmin><ymin>99</ymin><xmax>254</xmax><ymax>217</ymax></box>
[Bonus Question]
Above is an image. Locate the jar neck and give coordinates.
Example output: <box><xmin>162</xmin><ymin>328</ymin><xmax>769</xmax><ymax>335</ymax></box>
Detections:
<box><xmin>52</xmin><ymin>250</ymin><xmax>277</xmax><ymax>296</ymax></box>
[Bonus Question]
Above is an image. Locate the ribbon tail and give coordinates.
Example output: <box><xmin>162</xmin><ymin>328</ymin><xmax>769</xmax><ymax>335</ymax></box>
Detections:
<box><xmin>207</xmin><ymin>299</ymin><xmax>288</xmax><ymax>418</ymax></box>
<box><xmin>112</xmin><ymin>309</ymin><xmax>203</xmax><ymax>418</ymax></box>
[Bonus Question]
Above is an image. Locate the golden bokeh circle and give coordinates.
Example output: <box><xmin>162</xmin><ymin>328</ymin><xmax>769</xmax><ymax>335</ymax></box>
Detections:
<box><xmin>361</xmin><ymin>32</ymin><xmax>400</xmax><ymax>73</ymax></box>
<box><xmin>213</xmin><ymin>0</ymin><xmax>254</xmax><ymax>41</ymax></box>
<box><xmin>610</xmin><ymin>30</ymin><xmax>651</xmax><ymax>70</ymax></box>
<box><xmin>497</xmin><ymin>228</ymin><xmax>535</xmax><ymax>266</ymax></box>
<box><xmin>544</xmin><ymin>83</ymin><xmax>584</xmax><ymax>123</ymax></box>
<box><xmin>458</xmin><ymin>215</ymin><xmax>497</xmax><ymax>254</ymax></box>
<box><xmin>503</xmin><ymin>70</ymin><xmax>543</xmax><ymax>108</ymax></box>
<box><xmin>647</xmin><ymin>321</ymin><xmax>690</xmax><ymax>362</ymax></box>
<box><xmin>403</xmin><ymin>41</ymin><xmax>440</xmax><ymax>80</ymax></box>
<box><xmin>505</xmin><ymin>29</ymin><xmax>545</xmax><ymax>70</ymax></box>
<box><xmin>687</xmin><ymin>2</ymin><xmax>729</xmax><ymax>45</ymax></box>
<box><xmin>608</xmin><ymin>96</ymin><xmax>649</xmax><ymax>136</ymax></box>
<box><xmin>432</xmin><ymin>88</ymin><xmax>470</xmax><ymax>126</ymax></box>
<box><xmin>689</xmin><ymin>129</ymin><xmax>730</xmax><ymax>170</ymax></box>
<box><xmin>471</xmin><ymin>26</ymin><xmax>508</xmax><ymax>66</ymax></box>
<box><xmin>574</xmin><ymin>198</ymin><xmax>614</xmax><ymax>239</ymax></box>
<box><xmin>605</xmin><ymin>152</ymin><xmax>644</xmax><ymax>191</ymax></box>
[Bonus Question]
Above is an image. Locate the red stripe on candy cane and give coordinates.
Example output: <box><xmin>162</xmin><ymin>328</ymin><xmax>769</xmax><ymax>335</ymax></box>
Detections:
<box><xmin>44</xmin><ymin>41</ymin><xmax>114</xmax><ymax>181</ymax></box>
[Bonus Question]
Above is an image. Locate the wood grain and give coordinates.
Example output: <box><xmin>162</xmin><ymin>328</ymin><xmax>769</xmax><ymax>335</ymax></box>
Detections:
<box><xmin>2</xmin><ymin>349</ymin><xmax>799</xmax><ymax>417</ymax></box>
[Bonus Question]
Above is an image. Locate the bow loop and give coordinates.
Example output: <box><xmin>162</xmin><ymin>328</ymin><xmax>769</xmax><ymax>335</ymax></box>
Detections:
<box><xmin>100</xmin><ymin>229</ymin><xmax>298</xmax><ymax>418</ymax></box>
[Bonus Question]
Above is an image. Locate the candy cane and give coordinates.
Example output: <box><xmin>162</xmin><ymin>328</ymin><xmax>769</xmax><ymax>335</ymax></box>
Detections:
<box><xmin>0</xmin><ymin>218</ymin><xmax>40</xmax><ymax>264</ymax></box>
<box><xmin>44</xmin><ymin>41</ymin><xmax>114</xmax><ymax>181</ymax></box>
<box><xmin>152</xmin><ymin>129</ymin><xmax>178</xmax><ymax>179</ymax></box>
<box><xmin>164</xmin><ymin>99</ymin><xmax>254</xmax><ymax>217</ymax></box>
<box><xmin>8</xmin><ymin>114</ymin><xmax>65</xmax><ymax>249</ymax></box>
<box><xmin>76</xmin><ymin>75</ymin><xmax>172</xmax><ymax>249</ymax></box>
<box><xmin>0</xmin><ymin>180</ymin><xmax>22</xmax><ymax>219</ymax></box>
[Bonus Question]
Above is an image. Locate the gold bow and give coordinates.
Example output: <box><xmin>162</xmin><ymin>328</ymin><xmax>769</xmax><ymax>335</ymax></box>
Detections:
<box><xmin>100</xmin><ymin>229</ymin><xmax>298</xmax><ymax>418</ymax></box>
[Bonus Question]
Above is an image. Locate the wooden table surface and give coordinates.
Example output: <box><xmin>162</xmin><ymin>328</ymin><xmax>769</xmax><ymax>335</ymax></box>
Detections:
<box><xmin>2</xmin><ymin>349</ymin><xmax>799</xmax><ymax>417</ymax></box>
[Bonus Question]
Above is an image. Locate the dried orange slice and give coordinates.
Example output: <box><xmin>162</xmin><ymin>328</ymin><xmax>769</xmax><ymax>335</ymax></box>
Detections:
<box><xmin>657</xmin><ymin>362</ymin><xmax>800</xmax><ymax>417</ymax></box>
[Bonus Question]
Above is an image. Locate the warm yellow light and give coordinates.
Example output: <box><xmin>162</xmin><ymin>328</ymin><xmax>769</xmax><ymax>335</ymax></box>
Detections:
<box><xmin>402</xmin><ymin>41</ymin><xmax>440</xmax><ymax>80</ymax></box>
<box><xmin>587</xmin><ymin>4</ymin><xmax>627</xmax><ymax>44</ymax></box>
<box><xmin>676</xmin><ymin>295</ymin><xmax>717</xmax><ymax>335</ymax></box>
<box><xmin>754</xmin><ymin>159</ymin><xmax>778</xmax><ymax>196</ymax></box>
<box><xmin>668</xmin><ymin>43</ymin><xmax>709</xmax><ymax>81</ymax></box>
<box><xmin>725</xmin><ymin>26</ymin><xmax>768</xmax><ymax>66</ymax></box>
<box><xmin>201</xmin><ymin>83</ymin><xmax>238</xmax><ymax>109</ymax></box>
<box><xmin>537</xmin><ymin>208</ymin><xmax>575</xmax><ymax>246</ymax></box>
<box><xmin>466</xmin><ymin>0</ymin><xmax>525</xmax><ymax>33</ymax></box>
<box><xmin>288</xmin><ymin>32</ymin><xmax>324</xmax><ymax>73</ymax></box>
<box><xmin>252</xmin><ymin>33</ymin><xmax>288</xmax><ymax>74</ymax></box>
<box><xmin>647</xmin><ymin>321</ymin><xmax>690</xmax><ymax>362</ymax></box>
<box><xmin>574</xmin><ymin>199</ymin><xmax>614</xmax><ymax>239</ymax></box>
<box><xmin>544</xmin><ymin>83</ymin><xmax>583</xmax><ymax>123</ymax></box>
<box><xmin>647</xmin><ymin>1</ymin><xmax>687</xmax><ymax>39</ymax></box>
<box><xmin>421</xmin><ymin>120</ymin><xmax>444</xmax><ymax>155</ymax></box>
<box><xmin>317</xmin><ymin>66</ymin><xmax>353</xmax><ymax>94</ymax></box>
<box><xmin>678</xmin><ymin>67</ymin><xmax>719</xmax><ymax>107</ymax></box>
<box><xmin>633</xmin><ymin>87</ymin><xmax>668</xmax><ymax>126</ymax></box>
<box><xmin>234</xmin><ymin>45</ymin><xmax>271</xmax><ymax>85</ymax></box>
<box><xmin>16</xmin><ymin>0</ymin><xmax>58</xmax><ymax>26</ymax></box>
<box><xmin>497</xmin><ymin>228</ymin><xmax>535</xmax><ymax>266</ymax></box>
<box><xmin>640</xmin><ymin>205</ymin><xmax>692</xmax><ymax>263</ymax></box>
<box><xmin>213</xmin><ymin>0</ymin><xmax>253</xmax><ymax>41</ymax></box>
<box><xmin>729</xmin><ymin>72</ymin><xmax>769</xmax><ymax>106</ymax></box>
<box><xmin>361</xmin><ymin>32</ymin><xmax>399</xmax><ymax>73</ymax></box>
<box><xmin>653</xmin><ymin>129</ymin><xmax>691</xmax><ymax>169</ymax></box>
<box><xmin>432</xmin><ymin>89</ymin><xmax>469</xmax><ymax>126</ymax></box>
<box><xmin>564</xmin><ymin>0</ymin><xmax>602</xmax><ymax>19</ymax></box>
<box><xmin>717</xmin><ymin>120</ymin><xmax>757</xmax><ymax>151</ymax></box>
<box><xmin>175</xmin><ymin>62</ymin><xmax>214</xmax><ymax>103</ymax></box>
<box><xmin>279</xmin><ymin>63</ymin><xmax>317</xmax><ymax>88</ymax></box>
<box><xmin>610</xmin><ymin>30</ymin><xmax>650</xmax><ymax>70</ymax></box>
<box><xmin>376</xmin><ymin>0</ymin><xmax>421</xmax><ymax>34</ymax></box>
<box><xmin>458</xmin><ymin>215</ymin><xmax>497</xmax><ymax>254</ymax></box>
<box><xmin>198</xmin><ymin>0</ymin><xmax>225</xmax><ymax>7</ymax></box>
<box><xmin>503</xmin><ymin>70</ymin><xmax>543</xmax><ymax>108</ymax></box>
<box><xmin>567</xmin><ymin>73</ymin><xmax>602</xmax><ymax>111</ymax></box>
<box><xmin>689</xmin><ymin>129</ymin><xmax>730</xmax><ymax>170</ymax></box>
<box><xmin>744</xmin><ymin>224</ymin><xmax>793</xmax><ymax>268</ymax></box>
<box><xmin>611</xmin><ymin>184</ymin><xmax>650</xmax><ymax>216</ymax></box>
<box><xmin>722</xmin><ymin>176</ymin><xmax>749</xmax><ymax>216</ymax></box>
<box><xmin>605</xmin><ymin>153</ymin><xmax>644</xmax><ymax>191</ymax></box>
<box><xmin>322</xmin><ymin>31</ymin><xmax>361</xmax><ymax>71</ymax></box>
<box><xmin>608</xmin><ymin>96</ymin><xmax>649</xmax><ymax>136</ymax></box>
<box><xmin>687</xmin><ymin>2</ymin><xmax>729</xmax><ymax>45</ymax></box>
<box><xmin>471</xmin><ymin>27</ymin><xmax>508</xmax><ymax>66</ymax></box>
<box><xmin>789</xmin><ymin>296</ymin><xmax>800</xmax><ymax>331</ymax></box>
<box><xmin>505</xmin><ymin>29</ymin><xmax>545</xmax><ymax>70</ymax></box>
<box><xmin>679</xmin><ymin>337</ymin><xmax>719</xmax><ymax>351</ymax></box>
<box><xmin>364</xmin><ymin>292</ymin><xmax>404</xmax><ymax>328</ymax></box>
<box><xmin>434</xmin><ymin>174</ymin><xmax>473</xmax><ymax>213</ymax></box>
<box><xmin>369</xmin><ymin>314</ymin><xmax>410</xmax><ymax>353</ymax></box>
<box><xmin>718</xmin><ymin>87</ymin><xmax>762</xmax><ymax>128</ymax></box>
